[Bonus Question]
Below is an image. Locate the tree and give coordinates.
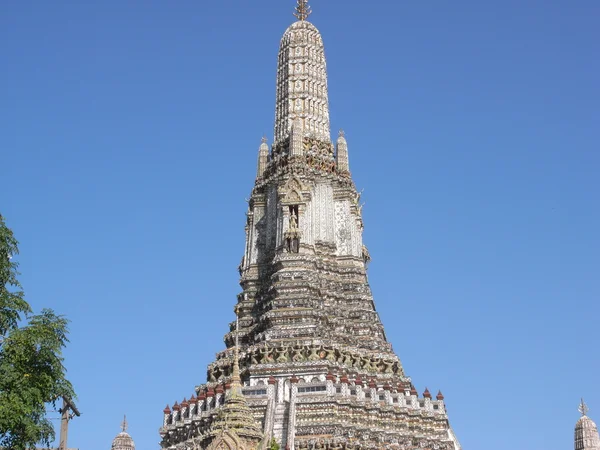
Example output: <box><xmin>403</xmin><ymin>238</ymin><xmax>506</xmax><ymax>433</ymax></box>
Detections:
<box><xmin>269</xmin><ymin>438</ymin><xmax>280</xmax><ymax>450</ymax></box>
<box><xmin>0</xmin><ymin>214</ymin><xmax>75</xmax><ymax>450</ymax></box>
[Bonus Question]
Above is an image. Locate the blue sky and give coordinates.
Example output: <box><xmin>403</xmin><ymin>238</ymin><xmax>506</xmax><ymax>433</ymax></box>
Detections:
<box><xmin>1</xmin><ymin>1</ymin><xmax>599</xmax><ymax>449</ymax></box>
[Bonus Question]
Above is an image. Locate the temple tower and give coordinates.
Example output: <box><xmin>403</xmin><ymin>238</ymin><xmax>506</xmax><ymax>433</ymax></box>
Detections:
<box><xmin>160</xmin><ymin>2</ymin><xmax>461</xmax><ymax>449</ymax></box>
<box><xmin>111</xmin><ymin>417</ymin><xmax>135</xmax><ymax>450</ymax></box>
<box><xmin>575</xmin><ymin>400</ymin><xmax>600</xmax><ymax>450</ymax></box>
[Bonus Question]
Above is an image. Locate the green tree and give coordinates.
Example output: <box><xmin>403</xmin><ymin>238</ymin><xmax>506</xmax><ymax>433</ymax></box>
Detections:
<box><xmin>269</xmin><ymin>438</ymin><xmax>280</xmax><ymax>450</ymax></box>
<box><xmin>0</xmin><ymin>214</ymin><xmax>75</xmax><ymax>450</ymax></box>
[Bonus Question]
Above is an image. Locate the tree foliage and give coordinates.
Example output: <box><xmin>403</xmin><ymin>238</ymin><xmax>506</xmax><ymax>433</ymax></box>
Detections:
<box><xmin>269</xmin><ymin>438</ymin><xmax>281</xmax><ymax>450</ymax></box>
<box><xmin>0</xmin><ymin>214</ymin><xmax>75</xmax><ymax>450</ymax></box>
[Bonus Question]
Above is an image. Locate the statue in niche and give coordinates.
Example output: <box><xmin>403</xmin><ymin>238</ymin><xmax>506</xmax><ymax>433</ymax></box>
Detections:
<box><xmin>289</xmin><ymin>210</ymin><xmax>298</xmax><ymax>230</ymax></box>
<box><xmin>285</xmin><ymin>207</ymin><xmax>300</xmax><ymax>253</ymax></box>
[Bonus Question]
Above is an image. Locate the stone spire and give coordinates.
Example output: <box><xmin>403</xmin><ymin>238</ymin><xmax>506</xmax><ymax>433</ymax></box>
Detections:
<box><xmin>110</xmin><ymin>416</ymin><xmax>135</xmax><ymax>450</ymax></box>
<box><xmin>274</xmin><ymin>4</ymin><xmax>330</xmax><ymax>145</ymax></box>
<box><xmin>205</xmin><ymin>307</ymin><xmax>263</xmax><ymax>450</ymax></box>
<box><xmin>336</xmin><ymin>129</ymin><xmax>349</xmax><ymax>173</ymax></box>
<box><xmin>256</xmin><ymin>137</ymin><xmax>269</xmax><ymax>179</ymax></box>
<box><xmin>159</xmin><ymin>3</ymin><xmax>462</xmax><ymax>450</ymax></box>
<box><xmin>575</xmin><ymin>399</ymin><xmax>600</xmax><ymax>450</ymax></box>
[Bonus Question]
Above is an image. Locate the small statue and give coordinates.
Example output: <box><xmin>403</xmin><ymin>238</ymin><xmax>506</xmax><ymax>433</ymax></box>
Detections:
<box><xmin>362</xmin><ymin>245</ymin><xmax>371</xmax><ymax>265</ymax></box>
<box><xmin>276</xmin><ymin>345</ymin><xmax>289</xmax><ymax>363</ymax></box>
<box><xmin>292</xmin><ymin>344</ymin><xmax>305</xmax><ymax>362</ymax></box>
<box><xmin>307</xmin><ymin>345</ymin><xmax>321</xmax><ymax>362</ymax></box>
<box><xmin>291</xmin><ymin>237</ymin><xmax>300</xmax><ymax>253</ymax></box>
<box><xmin>324</xmin><ymin>347</ymin><xmax>336</xmax><ymax>362</ymax></box>
<box><xmin>289</xmin><ymin>211</ymin><xmax>298</xmax><ymax>230</ymax></box>
<box><xmin>259</xmin><ymin>345</ymin><xmax>274</xmax><ymax>363</ymax></box>
<box><xmin>342</xmin><ymin>351</ymin><xmax>353</xmax><ymax>367</ymax></box>
<box><xmin>383</xmin><ymin>359</ymin><xmax>394</xmax><ymax>374</ymax></box>
<box><xmin>208</xmin><ymin>367</ymin><xmax>217</xmax><ymax>383</ymax></box>
<box><xmin>361</xmin><ymin>356</ymin><xmax>373</xmax><ymax>372</ymax></box>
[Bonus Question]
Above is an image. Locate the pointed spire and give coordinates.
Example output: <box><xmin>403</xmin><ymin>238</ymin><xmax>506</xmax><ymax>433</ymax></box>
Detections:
<box><xmin>336</xmin><ymin>129</ymin><xmax>349</xmax><ymax>172</ymax></box>
<box><xmin>257</xmin><ymin>137</ymin><xmax>269</xmax><ymax>179</ymax></box>
<box><xmin>579</xmin><ymin>398</ymin><xmax>590</xmax><ymax>416</ymax></box>
<box><xmin>436</xmin><ymin>390</ymin><xmax>445</xmax><ymax>401</ymax></box>
<box><xmin>294</xmin><ymin>0</ymin><xmax>312</xmax><ymax>21</ymax></box>
<box><xmin>204</xmin><ymin>305</ymin><xmax>263</xmax><ymax>450</ymax></box>
<box><xmin>275</xmin><ymin>2</ymin><xmax>330</xmax><ymax>144</ymax></box>
<box><xmin>121</xmin><ymin>415</ymin><xmax>128</xmax><ymax>432</ymax></box>
<box><xmin>230</xmin><ymin>304</ymin><xmax>242</xmax><ymax>391</ymax></box>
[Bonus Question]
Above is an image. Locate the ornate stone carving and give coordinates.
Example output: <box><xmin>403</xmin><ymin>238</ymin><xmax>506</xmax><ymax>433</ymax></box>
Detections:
<box><xmin>160</xmin><ymin>7</ymin><xmax>460</xmax><ymax>450</ymax></box>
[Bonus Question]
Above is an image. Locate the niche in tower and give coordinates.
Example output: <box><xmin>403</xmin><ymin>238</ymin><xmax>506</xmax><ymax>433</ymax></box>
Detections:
<box><xmin>286</xmin><ymin>204</ymin><xmax>300</xmax><ymax>253</ymax></box>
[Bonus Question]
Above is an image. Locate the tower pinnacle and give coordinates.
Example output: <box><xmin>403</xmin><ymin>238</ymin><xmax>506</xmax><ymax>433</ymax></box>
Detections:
<box><xmin>274</xmin><ymin>8</ymin><xmax>330</xmax><ymax>144</ymax></box>
<box><xmin>231</xmin><ymin>305</ymin><xmax>241</xmax><ymax>387</ymax></box>
<box><xmin>581</xmin><ymin>399</ymin><xmax>591</xmax><ymax>417</ymax></box>
<box><xmin>294</xmin><ymin>0</ymin><xmax>312</xmax><ymax>21</ymax></box>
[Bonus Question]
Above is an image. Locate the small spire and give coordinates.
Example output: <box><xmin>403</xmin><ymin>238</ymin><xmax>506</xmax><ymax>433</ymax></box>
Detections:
<box><xmin>579</xmin><ymin>398</ymin><xmax>590</xmax><ymax>416</ymax></box>
<box><xmin>231</xmin><ymin>305</ymin><xmax>242</xmax><ymax>387</ymax></box>
<box><xmin>261</xmin><ymin>136</ymin><xmax>268</xmax><ymax>144</ymax></box>
<box><xmin>294</xmin><ymin>0</ymin><xmax>312</xmax><ymax>21</ymax></box>
<box><xmin>339</xmin><ymin>129</ymin><xmax>345</xmax><ymax>138</ymax></box>
<box><xmin>121</xmin><ymin>415</ymin><xmax>128</xmax><ymax>432</ymax></box>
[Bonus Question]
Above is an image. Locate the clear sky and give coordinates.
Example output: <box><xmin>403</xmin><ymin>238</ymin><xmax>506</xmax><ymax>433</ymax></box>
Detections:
<box><xmin>1</xmin><ymin>1</ymin><xmax>599</xmax><ymax>449</ymax></box>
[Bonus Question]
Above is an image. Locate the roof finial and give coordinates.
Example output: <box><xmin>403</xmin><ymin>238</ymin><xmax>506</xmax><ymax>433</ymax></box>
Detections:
<box><xmin>231</xmin><ymin>305</ymin><xmax>241</xmax><ymax>385</ymax></box>
<box><xmin>121</xmin><ymin>415</ymin><xmax>128</xmax><ymax>432</ymax></box>
<box><xmin>579</xmin><ymin>398</ymin><xmax>590</xmax><ymax>416</ymax></box>
<box><xmin>294</xmin><ymin>0</ymin><xmax>312</xmax><ymax>21</ymax></box>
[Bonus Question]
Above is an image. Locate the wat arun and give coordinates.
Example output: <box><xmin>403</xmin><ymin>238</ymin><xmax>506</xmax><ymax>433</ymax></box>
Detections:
<box><xmin>159</xmin><ymin>2</ymin><xmax>461</xmax><ymax>449</ymax></box>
